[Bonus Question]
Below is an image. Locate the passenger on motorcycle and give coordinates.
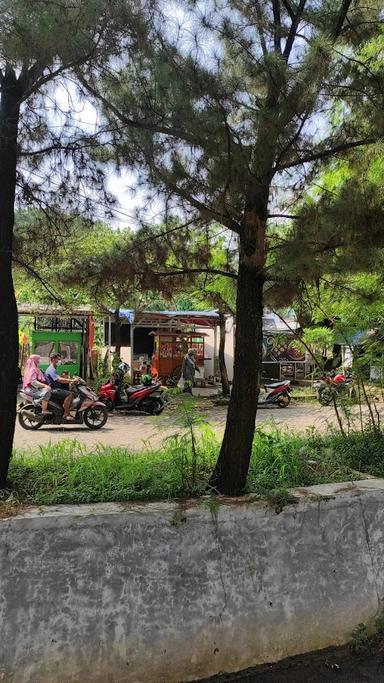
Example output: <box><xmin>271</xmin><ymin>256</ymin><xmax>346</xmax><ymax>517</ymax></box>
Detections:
<box><xmin>22</xmin><ymin>355</ymin><xmax>51</xmax><ymax>415</ymax></box>
<box><xmin>45</xmin><ymin>352</ymin><xmax>77</xmax><ymax>419</ymax></box>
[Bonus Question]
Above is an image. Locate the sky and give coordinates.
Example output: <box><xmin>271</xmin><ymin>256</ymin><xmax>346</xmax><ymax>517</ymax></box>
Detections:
<box><xmin>21</xmin><ymin>79</ymin><xmax>163</xmax><ymax>230</ymax></box>
<box><xmin>18</xmin><ymin>1</ymin><xmax>337</xmax><ymax>231</ymax></box>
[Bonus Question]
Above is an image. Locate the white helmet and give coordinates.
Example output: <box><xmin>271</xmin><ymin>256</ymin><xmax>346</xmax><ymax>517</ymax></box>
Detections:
<box><xmin>118</xmin><ymin>362</ymin><xmax>130</xmax><ymax>374</ymax></box>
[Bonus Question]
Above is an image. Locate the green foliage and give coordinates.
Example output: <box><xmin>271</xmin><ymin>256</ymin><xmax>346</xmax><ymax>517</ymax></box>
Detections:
<box><xmin>350</xmin><ymin>605</ymin><xmax>384</xmax><ymax>654</ymax></box>
<box><xmin>328</xmin><ymin>430</ymin><xmax>384</xmax><ymax>476</ymax></box>
<box><xmin>350</xmin><ymin>623</ymin><xmax>371</xmax><ymax>654</ymax></box>
<box><xmin>5</xmin><ymin>427</ymin><xmax>384</xmax><ymax>506</ymax></box>
<box><xmin>291</xmin><ymin>327</ymin><xmax>335</xmax><ymax>366</ymax></box>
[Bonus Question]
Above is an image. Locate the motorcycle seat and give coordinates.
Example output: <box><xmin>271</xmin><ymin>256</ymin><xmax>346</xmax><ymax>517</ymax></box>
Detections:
<box><xmin>265</xmin><ymin>381</ymin><xmax>288</xmax><ymax>389</ymax></box>
<box><xmin>126</xmin><ymin>385</ymin><xmax>144</xmax><ymax>394</ymax></box>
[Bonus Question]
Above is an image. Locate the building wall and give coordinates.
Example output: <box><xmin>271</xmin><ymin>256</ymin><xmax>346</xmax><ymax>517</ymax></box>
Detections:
<box><xmin>1</xmin><ymin>481</ymin><xmax>384</xmax><ymax>683</ymax></box>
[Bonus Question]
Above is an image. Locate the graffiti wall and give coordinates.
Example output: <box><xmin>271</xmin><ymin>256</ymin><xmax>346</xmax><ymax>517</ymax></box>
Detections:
<box><xmin>261</xmin><ymin>334</ymin><xmax>306</xmax><ymax>380</ymax></box>
<box><xmin>262</xmin><ymin>334</ymin><xmax>305</xmax><ymax>363</ymax></box>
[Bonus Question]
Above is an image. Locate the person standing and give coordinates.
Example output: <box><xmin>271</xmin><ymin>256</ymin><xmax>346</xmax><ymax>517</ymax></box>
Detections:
<box><xmin>181</xmin><ymin>349</ymin><xmax>200</xmax><ymax>394</ymax></box>
<box><xmin>22</xmin><ymin>355</ymin><xmax>51</xmax><ymax>414</ymax></box>
<box><xmin>45</xmin><ymin>353</ymin><xmax>76</xmax><ymax>419</ymax></box>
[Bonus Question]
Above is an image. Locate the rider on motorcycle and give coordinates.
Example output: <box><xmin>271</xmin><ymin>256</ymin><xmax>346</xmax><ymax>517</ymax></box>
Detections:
<box><xmin>45</xmin><ymin>352</ymin><xmax>77</xmax><ymax>419</ymax></box>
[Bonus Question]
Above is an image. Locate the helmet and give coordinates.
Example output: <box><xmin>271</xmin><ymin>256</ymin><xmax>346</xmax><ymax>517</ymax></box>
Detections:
<box><xmin>118</xmin><ymin>362</ymin><xmax>130</xmax><ymax>375</ymax></box>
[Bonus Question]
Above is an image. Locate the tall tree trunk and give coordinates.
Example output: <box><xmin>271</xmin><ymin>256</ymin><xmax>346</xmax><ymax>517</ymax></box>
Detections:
<box><xmin>218</xmin><ymin>310</ymin><xmax>230</xmax><ymax>398</ymax></box>
<box><xmin>209</xmin><ymin>208</ymin><xmax>266</xmax><ymax>495</ymax></box>
<box><xmin>0</xmin><ymin>68</ymin><xmax>21</xmax><ymax>487</ymax></box>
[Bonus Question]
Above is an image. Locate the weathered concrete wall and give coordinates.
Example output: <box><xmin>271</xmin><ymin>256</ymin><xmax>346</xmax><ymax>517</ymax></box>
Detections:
<box><xmin>1</xmin><ymin>480</ymin><xmax>384</xmax><ymax>683</ymax></box>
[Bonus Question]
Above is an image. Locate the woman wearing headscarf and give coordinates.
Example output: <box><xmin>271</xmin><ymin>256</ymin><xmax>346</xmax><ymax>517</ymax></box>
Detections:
<box><xmin>181</xmin><ymin>348</ymin><xmax>200</xmax><ymax>394</ymax></box>
<box><xmin>22</xmin><ymin>355</ymin><xmax>51</xmax><ymax>414</ymax></box>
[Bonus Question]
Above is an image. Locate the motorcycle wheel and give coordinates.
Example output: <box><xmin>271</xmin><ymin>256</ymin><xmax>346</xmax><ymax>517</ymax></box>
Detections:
<box><xmin>149</xmin><ymin>399</ymin><xmax>165</xmax><ymax>416</ymax></box>
<box><xmin>18</xmin><ymin>406</ymin><xmax>44</xmax><ymax>430</ymax></box>
<box><xmin>83</xmin><ymin>406</ymin><xmax>108</xmax><ymax>430</ymax></box>
<box><xmin>277</xmin><ymin>392</ymin><xmax>291</xmax><ymax>408</ymax></box>
<box><xmin>319</xmin><ymin>387</ymin><xmax>334</xmax><ymax>406</ymax></box>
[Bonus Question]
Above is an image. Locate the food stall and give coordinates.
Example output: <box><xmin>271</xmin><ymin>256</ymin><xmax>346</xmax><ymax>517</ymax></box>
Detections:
<box><xmin>18</xmin><ymin>305</ymin><xmax>94</xmax><ymax>379</ymax></box>
<box><xmin>150</xmin><ymin>331</ymin><xmax>207</xmax><ymax>383</ymax></box>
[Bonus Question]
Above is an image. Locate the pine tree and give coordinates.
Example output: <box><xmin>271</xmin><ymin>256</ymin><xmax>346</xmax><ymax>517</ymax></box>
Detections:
<box><xmin>79</xmin><ymin>0</ymin><xmax>383</xmax><ymax>494</ymax></box>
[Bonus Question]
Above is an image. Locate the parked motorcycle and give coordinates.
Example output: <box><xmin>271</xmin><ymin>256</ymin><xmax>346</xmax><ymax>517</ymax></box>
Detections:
<box><xmin>99</xmin><ymin>363</ymin><xmax>165</xmax><ymax>415</ymax></box>
<box><xmin>18</xmin><ymin>378</ymin><xmax>108</xmax><ymax>430</ymax></box>
<box><xmin>258</xmin><ymin>380</ymin><xmax>292</xmax><ymax>407</ymax></box>
<box><xmin>313</xmin><ymin>371</ymin><xmax>354</xmax><ymax>406</ymax></box>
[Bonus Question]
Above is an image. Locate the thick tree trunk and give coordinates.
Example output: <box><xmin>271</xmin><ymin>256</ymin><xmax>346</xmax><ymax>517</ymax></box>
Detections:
<box><xmin>209</xmin><ymin>211</ymin><xmax>266</xmax><ymax>495</ymax></box>
<box><xmin>218</xmin><ymin>311</ymin><xmax>230</xmax><ymax>398</ymax></box>
<box><xmin>0</xmin><ymin>69</ymin><xmax>21</xmax><ymax>487</ymax></box>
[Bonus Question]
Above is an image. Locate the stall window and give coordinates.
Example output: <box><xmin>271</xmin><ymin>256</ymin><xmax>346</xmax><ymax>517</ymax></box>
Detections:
<box><xmin>34</xmin><ymin>341</ymin><xmax>55</xmax><ymax>365</ymax></box>
<box><xmin>58</xmin><ymin>341</ymin><xmax>78</xmax><ymax>365</ymax></box>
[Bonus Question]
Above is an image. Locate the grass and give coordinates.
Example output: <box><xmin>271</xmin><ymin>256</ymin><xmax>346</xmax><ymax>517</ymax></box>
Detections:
<box><xmin>2</xmin><ymin>426</ymin><xmax>384</xmax><ymax>508</ymax></box>
<box><xmin>350</xmin><ymin>606</ymin><xmax>384</xmax><ymax>654</ymax></box>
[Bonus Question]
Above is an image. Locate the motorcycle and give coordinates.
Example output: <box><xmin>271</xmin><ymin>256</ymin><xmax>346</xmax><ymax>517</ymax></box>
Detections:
<box><xmin>18</xmin><ymin>378</ymin><xmax>108</xmax><ymax>430</ymax></box>
<box><xmin>258</xmin><ymin>380</ymin><xmax>292</xmax><ymax>408</ymax></box>
<box><xmin>99</xmin><ymin>363</ymin><xmax>165</xmax><ymax>415</ymax></box>
<box><xmin>313</xmin><ymin>371</ymin><xmax>354</xmax><ymax>406</ymax></box>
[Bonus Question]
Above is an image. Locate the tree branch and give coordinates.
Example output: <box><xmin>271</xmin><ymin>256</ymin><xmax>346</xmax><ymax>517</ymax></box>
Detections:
<box><xmin>152</xmin><ymin>267</ymin><xmax>238</xmax><ymax>280</ymax></box>
<box><xmin>272</xmin><ymin>0</ymin><xmax>282</xmax><ymax>54</ymax></box>
<box><xmin>13</xmin><ymin>257</ymin><xmax>63</xmax><ymax>303</ymax></box>
<box><xmin>278</xmin><ymin>137</ymin><xmax>376</xmax><ymax>170</ymax></box>
<box><xmin>156</xmin><ymin>171</ymin><xmax>241</xmax><ymax>233</ymax></box>
<box><xmin>281</xmin><ymin>0</ymin><xmax>295</xmax><ymax>20</ymax></box>
<box><xmin>77</xmin><ymin>72</ymin><xmax>210</xmax><ymax>149</ymax></box>
<box><xmin>254</xmin><ymin>2</ymin><xmax>268</xmax><ymax>57</ymax></box>
<box><xmin>333</xmin><ymin>0</ymin><xmax>353</xmax><ymax>40</ymax></box>
<box><xmin>267</xmin><ymin>213</ymin><xmax>299</xmax><ymax>219</ymax></box>
<box><xmin>283</xmin><ymin>0</ymin><xmax>307</xmax><ymax>61</ymax></box>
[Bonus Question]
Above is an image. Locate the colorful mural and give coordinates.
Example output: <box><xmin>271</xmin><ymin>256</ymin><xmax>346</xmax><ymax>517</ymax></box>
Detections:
<box><xmin>262</xmin><ymin>334</ymin><xmax>305</xmax><ymax>363</ymax></box>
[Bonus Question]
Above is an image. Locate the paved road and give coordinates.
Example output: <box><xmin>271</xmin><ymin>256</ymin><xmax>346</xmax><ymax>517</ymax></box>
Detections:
<box><xmin>13</xmin><ymin>402</ymin><xmax>353</xmax><ymax>451</ymax></box>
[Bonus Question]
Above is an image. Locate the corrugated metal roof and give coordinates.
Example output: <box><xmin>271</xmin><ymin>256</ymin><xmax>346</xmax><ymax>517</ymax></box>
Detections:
<box><xmin>118</xmin><ymin>309</ymin><xmax>219</xmax><ymax>319</ymax></box>
<box><xmin>18</xmin><ymin>303</ymin><xmax>93</xmax><ymax>316</ymax></box>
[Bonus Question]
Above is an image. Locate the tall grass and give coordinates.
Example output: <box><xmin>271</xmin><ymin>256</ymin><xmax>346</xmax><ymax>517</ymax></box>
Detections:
<box><xmin>4</xmin><ymin>426</ymin><xmax>384</xmax><ymax>506</ymax></box>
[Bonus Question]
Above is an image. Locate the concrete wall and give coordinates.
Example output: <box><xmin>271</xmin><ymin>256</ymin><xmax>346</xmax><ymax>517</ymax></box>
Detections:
<box><xmin>1</xmin><ymin>480</ymin><xmax>384</xmax><ymax>683</ymax></box>
<box><xmin>198</xmin><ymin>318</ymin><xmax>235</xmax><ymax>382</ymax></box>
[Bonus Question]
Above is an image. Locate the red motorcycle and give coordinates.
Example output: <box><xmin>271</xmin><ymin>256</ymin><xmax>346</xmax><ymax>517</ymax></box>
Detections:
<box><xmin>258</xmin><ymin>380</ymin><xmax>292</xmax><ymax>407</ymax></box>
<box><xmin>99</xmin><ymin>363</ymin><xmax>165</xmax><ymax>415</ymax></box>
<box><xmin>313</xmin><ymin>371</ymin><xmax>354</xmax><ymax>406</ymax></box>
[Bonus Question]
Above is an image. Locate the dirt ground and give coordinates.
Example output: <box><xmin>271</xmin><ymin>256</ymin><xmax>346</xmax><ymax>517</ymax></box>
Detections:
<box><xmin>13</xmin><ymin>401</ymin><xmax>371</xmax><ymax>451</ymax></box>
<box><xmin>196</xmin><ymin>646</ymin><xmax>384</xmax><ymax>682</ymax></box>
